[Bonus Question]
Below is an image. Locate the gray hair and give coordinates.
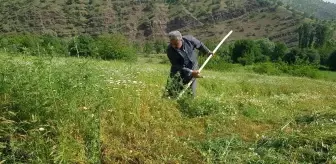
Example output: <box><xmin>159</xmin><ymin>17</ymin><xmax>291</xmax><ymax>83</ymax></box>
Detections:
<box><xmin>168</xmin><ymin>31</ymin><xmax>182</xmax><ymax>40</ymax></box>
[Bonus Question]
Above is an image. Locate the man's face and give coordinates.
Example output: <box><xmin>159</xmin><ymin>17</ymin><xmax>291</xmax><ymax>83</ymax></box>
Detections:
<box><xmin>170</xmin><ymin>39</ymin><xmax>182</xmax><ymax>49</ymax></box>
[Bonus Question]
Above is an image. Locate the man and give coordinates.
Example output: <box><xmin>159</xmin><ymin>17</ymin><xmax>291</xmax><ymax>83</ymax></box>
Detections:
<box><xmin>164</xmin><ymin>30</ymin><xmax>212</xmax><ymax>98</ymax></box>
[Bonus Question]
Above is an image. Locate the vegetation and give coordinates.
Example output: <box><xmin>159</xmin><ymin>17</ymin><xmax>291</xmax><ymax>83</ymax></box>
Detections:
<box><xmin>281</xmin><ymin>0</ymin><xmax>336</xmax><ymax>20</ymax></box>
<box><xmin>0</xmin><ymin>0</ymin><xmax>336</xmax><ymax>163</ymax></box>
<box><xmin>1</xmin><ymin>52</ymin><xmax>335</xmax><ymax>163</ymax></box>
<box><xmin>0</xmin><ymin>33</ymin><xmax>137</xmax><ymax>62</ymax></box>
<box><xmin>1</xmin><ymin>0</ymin><xmax>333</xmax><ymax>45</ymax></box>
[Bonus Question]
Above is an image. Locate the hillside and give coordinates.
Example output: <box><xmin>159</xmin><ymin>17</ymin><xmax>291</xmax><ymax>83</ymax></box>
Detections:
<box><xmin>1</xmin><ymin>52</ymin><xmax>336</xmax><ymax>163</ymax></box>
<box><xmin>0</xmin><ymin>0</ymin><xmax>307</xmax><ymax>46</ymax></box>
<box><xmin>281</xmin><ymin>0</ymin><xmax>336</xmax><ymax>20</ymax></box>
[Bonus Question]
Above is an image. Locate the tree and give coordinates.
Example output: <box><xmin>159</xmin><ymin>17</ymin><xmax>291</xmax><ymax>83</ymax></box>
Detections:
<box><xmin>272</xmin><ymin>42</ymin><xmax>288</xmax><ymax>62</ymax></box>
<box><xmin>328</xmin><ymin>50</ymin><xmax>336</xmax><ymax>70</ymax></box>
<box><xmin>304</xmin><ymin>48</ymin><xmax>320</xmax><ymax>65</ymax></box>
<box><xmin>231</xmin><ymin>40</ymin><xmax>262</xmax><ymax>65</ymax></box>
<box><xmin>255</xmin><ymin>38</ymin><xmax>275</xmax><ymax>61</ymax></box>
<box><xmin>283</xmin><ymin>48</ymin><xmax>320</xmax><ymax>65</ymax></box>
<box><xmin>314</xmin><ymin>24</ymin><xmax>333</xmax><ymax>48</ymax></box>
<box><xmin>298</xmin><ymin>23</ymin><xmax>315</xmax><ymax>48</ymax></box>
<box><xmin>283</xmin><ymin>48</ymin><xmax>301</xmax><ymax>64</ymax></box>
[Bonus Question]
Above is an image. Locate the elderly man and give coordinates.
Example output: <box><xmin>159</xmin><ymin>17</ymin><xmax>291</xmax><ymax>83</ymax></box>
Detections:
<box><xmin>164</xmin><ymin>31</ymin><xmax>212</xmax><ymax>98</ymax></box>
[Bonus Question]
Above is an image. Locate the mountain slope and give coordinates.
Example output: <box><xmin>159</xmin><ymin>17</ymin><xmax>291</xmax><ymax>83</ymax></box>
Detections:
<box><xmin>281</xmin><ymin>0</ymin><xmax>336</xmax><ymax>20</ymax></box>
<box><xmin>0</xmin><ymin>0</ymin><xmax>308</xmax><ymax>46</ymax></box>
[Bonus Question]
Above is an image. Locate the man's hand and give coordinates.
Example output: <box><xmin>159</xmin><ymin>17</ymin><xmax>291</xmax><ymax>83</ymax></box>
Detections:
<box><xmin>191</xmin><ymin>70</ymin><xmax>203</xmax><ymax>78</ymax></box>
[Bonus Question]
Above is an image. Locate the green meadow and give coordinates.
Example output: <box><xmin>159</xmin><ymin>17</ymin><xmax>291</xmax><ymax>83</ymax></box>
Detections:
<box><xmin>1</xmin><ymin>52</ymin><xmax>336</xmax><ymax>163</ymax></box>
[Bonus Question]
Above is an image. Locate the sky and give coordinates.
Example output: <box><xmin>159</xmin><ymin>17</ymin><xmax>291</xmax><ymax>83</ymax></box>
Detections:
<box><xmin>323</xmin><ymin>0</ymin><xmax>336</xmax><ymax>4</ymax></box>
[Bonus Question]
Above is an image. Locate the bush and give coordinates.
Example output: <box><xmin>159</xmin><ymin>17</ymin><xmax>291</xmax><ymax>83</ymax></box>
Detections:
<box><xmin>0</xmin><ymin>34</ymin><xmax>42</xmax><ymax>55</ymax></box>
<box><xmin>279</xmin><ymin>64</ymin><xmax>322</xmax><ymax>79</ymax></box>
<box><xmin>68</xmin><ymin>35</ymin><xmax>94</xmax><ymax>57</ymax></box>
<box><xmin>0</xmin><ymin>34</ymin><xmax>68</xmax><ymax>56</ymax></box>
<box><xmin>252</xmin><ymin>62</ymin><xmax>282</xmax><ymax>75</ymax></box>
<box><xmin>154</xmin><ymin>39</ymin><xmax>167</xmax><ymax>54</ymax></box>
<box><xmin>94</xmin><ymin>34</ymin><xmax>137</xmax><ymax>61</ymax></box>
<box><xmin>143</xmin><ymin>41</ymin><xmax>154</xmax><ymax>54</ymax></box>
<box><xmin>251</xmin><ymin>62</ymin><xmax>322</xmax><ymax>79</ymax></box>
<box><xmin>40</xmin><ymin>35</ymin><xmax>67</xmax><ymax>56</ymax></box>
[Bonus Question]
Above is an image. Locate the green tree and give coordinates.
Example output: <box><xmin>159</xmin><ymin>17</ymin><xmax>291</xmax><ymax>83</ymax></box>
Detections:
<box><xmin>327</xmin><ymin>50</ymin><xmax>336</xmax><ymax>70</ymax></box>
<box><xmin>272</xmin><ymin>42</ymin><xmax>288</xmax><ymax>62</ymax></box>
<box><xmin>255</xmin><ymin>38</ymin><xmax>275</xmax><ymax>62</ymax></box>
<box><xmin>283</xmin><ymin>48</ymin><xmax>320</xmax><ymax>65</ymax></box>
<box><xmin>304</xmin><ymin>48</ymin><xmax>320</xmax><ymax>65</ymax></box>
<box><xmin>314</xmin><ymin>23</ymin><xmax>333</xmax><ymax>48</ymax></box>
<box><xmin>283</xmin><ymin>48</ymin><xmax>302</xmax><ymax>64</ymax></box>
<box><xmin>298</xmin><ymin>23</ymin><xmax>315</xmax><ymax>48</ymax></box>
<box><xmin>231</xmin><ymin>40</ymin><xmax>261</xmax><ymax>65</ymax></box>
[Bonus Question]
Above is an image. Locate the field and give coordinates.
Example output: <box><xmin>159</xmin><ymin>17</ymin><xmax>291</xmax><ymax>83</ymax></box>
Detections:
<box><xmin>1</xmin><ymin>52</ymin><xmax>336</xmax><ymax>163</ymax></box>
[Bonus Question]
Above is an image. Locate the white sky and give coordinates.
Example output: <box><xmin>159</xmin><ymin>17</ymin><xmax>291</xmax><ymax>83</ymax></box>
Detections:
<box><xmin>323</xmin><ymin>0</ymin><xmax>336</xmax><ymax>4</ymax></box>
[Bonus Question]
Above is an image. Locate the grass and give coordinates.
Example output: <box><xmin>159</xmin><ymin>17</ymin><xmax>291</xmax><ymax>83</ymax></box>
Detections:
<box><xmin>0</xmin><ymin>52</ymin><xmax>336</xmax><ymax>163</ymax></box>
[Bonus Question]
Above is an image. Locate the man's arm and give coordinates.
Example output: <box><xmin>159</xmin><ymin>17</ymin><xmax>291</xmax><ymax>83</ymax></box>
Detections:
<box><xmin>188</xmin><ymin>36</ymin><xmax>212</xmax><ymax>55</ymax></box>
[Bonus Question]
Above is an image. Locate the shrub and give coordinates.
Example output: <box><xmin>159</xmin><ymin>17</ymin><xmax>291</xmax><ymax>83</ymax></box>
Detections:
<box><xmin>279</xmin><ymin>64</ymin><xmax>322</xmax><ymax>79</ymax></box>
<box><xmin>0</xmin><ymin>34</ymin><xmax>42</xmax><ymax>55</ymax></box>
<box><xmin>68</xmin><ymin>35</ymin><xmax>94</xmax><ymax>57</ymax></box>
<box><xmin>154</xmin><ymin>39</ymin><xmax>167</xmax><ymax>54</ymax></box>
<box><xmin>143</xmin><ymin>41</ymin><xmax>154</xmax><ymax>54</ymax></box>
<box><xmin>40</xmin><ymin>35</ymin><xmax>67</xmax><ymax>56</ymax></box>
<box><xmin>252</xmin><ymin>62</ymin><xmax>282</xmax><ymax>75</ymax></box>
<box><xmin>94</xmin><ymin>34</ymin><xmax>137</xmax><ymax>61</ymax></box>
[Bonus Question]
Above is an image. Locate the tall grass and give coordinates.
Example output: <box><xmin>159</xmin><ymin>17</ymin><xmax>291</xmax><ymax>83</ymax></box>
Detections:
<box><xmin>1</xmin><ymin>52</ymin><xmax>336</xmax><ymax>163</ymax></box>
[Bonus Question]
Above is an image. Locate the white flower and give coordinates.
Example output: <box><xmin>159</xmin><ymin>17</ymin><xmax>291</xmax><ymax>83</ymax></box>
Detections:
<box><xmin>39</xmin><ymin>127</ymin><xmax>45</xmax><ymax>131</ymax></box>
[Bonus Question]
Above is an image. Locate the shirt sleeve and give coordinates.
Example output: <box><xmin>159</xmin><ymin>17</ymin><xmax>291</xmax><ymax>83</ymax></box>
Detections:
<box><xmin>188</xmin><ymin>36</ymin><xmax>212</xmax><ymax>55</ymax></box>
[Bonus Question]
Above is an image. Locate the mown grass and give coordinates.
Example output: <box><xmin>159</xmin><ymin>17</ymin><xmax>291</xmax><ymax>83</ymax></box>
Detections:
<box><xmin>1</xmin><ymin>52</ymin><xmax>336</xmax><ymax>163</ymax></box>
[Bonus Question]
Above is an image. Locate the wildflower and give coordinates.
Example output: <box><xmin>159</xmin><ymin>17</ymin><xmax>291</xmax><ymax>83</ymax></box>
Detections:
<box><xmin>39</xmin><ymin>127</ymin><xmax>45</xmax><ymax>131</ymax></box>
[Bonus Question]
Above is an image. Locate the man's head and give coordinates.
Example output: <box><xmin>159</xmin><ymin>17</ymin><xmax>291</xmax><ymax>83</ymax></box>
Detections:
<box><xmin>168</xmin><ymin>31</ymin><xmax>183</xmax><ymax>49</ymax></box>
